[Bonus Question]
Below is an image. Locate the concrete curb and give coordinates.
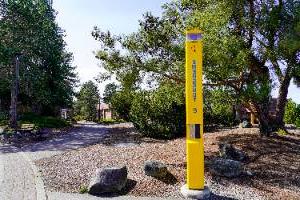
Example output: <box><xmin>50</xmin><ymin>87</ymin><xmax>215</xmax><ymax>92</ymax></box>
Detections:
<box><xmin>0</xmin><ymin>147</ymin><xmax>5</xmax><ymax>199</ymax></box>
<box><xmin>20</xmin><ymin>150</ymin><xmax>47</xmax><ymax>200</ymax></box>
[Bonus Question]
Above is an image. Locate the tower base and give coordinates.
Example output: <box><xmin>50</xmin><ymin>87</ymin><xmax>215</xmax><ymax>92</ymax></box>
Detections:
<box><xmin>180</xmin><ymin>184</ymin><xmax>211</xmax><ymax>199</ymax></box>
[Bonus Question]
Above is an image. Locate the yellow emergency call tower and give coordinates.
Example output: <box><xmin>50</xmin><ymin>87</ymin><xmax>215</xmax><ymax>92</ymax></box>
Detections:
<box><xmin>181</xmin><ymin>29</ymin><xmax>210</xmax><ymax>199</ymax></box>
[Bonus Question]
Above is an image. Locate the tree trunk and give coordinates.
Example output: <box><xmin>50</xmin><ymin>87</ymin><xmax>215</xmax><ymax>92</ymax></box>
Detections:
<box><xmin>274</xmin><ymin>73</ymin><xmax>292</xmax><ymax>129</ymax></box>
<box><xmin>254</xmin><ymin>65</ymin><xmax>292</xmax><ymax>135</ymax></box>
<box><xmin>257</xmin><ymin>102</ymin><xmax>272</xmax><ymax>136</ymax></box>
<box><xmin>9</xmin><ymin>56</ymin><xmax>20</xmax><ymax>129</ymax></box>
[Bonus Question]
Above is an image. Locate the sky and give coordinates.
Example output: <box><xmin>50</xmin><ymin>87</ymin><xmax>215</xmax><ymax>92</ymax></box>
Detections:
<box><xmin>52</xmin><ymin>0</ymin><xmax>169</xmax><ymax>95</ymax></box>
<box><xmin>53</xmin><ymin>0</ymin><xmax>299</xmax><ymax>103</ymax></box>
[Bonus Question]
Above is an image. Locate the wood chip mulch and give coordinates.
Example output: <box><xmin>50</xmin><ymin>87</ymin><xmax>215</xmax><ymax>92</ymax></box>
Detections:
<box><xmin>35</xmin><ymin>125</ymin><xmax>300</xmax><ymax>200</ymax></box>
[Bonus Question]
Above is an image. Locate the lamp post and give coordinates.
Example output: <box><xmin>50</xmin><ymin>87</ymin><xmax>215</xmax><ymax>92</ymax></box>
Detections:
<box><xmin>9</xmin><ymin>53</ymin><xmax>22</xmax><ymax>129</ymax></box>
<box><xmin>180</xmin><ymin>29</ymin><xmax>210</xmax><ymax>199</ymax></box>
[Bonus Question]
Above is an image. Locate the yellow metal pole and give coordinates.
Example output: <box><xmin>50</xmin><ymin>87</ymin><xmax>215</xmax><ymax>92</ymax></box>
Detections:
<box><xmin>185</xmin><ymin>29</ymin><xmax>204</xmax><ymax>190</ymax></box>
<box><xmin>250</xmin><ymin>113</ymin><xmax>255</xmax><ymax>125</ymax></box>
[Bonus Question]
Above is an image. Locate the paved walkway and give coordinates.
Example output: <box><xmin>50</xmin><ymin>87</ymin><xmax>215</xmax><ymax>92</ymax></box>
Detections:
<box><xmin>0</xmin><ymin>144</ymin><xmax>37</xmax><ymax>200</ymax></box>
<box><xmin>0</xmin><ymin>122</ymin><xmax>114</xmax><ymax>200</ymax></box>
<box><xmin>0</xmin><ymin>122</ymin><xmax>182</xmax><ymax>200</ymax></box>
<box><xmin>21</xmin><ymin>122</ymin><xmax>110</xmax><ymax>161</ymax></box>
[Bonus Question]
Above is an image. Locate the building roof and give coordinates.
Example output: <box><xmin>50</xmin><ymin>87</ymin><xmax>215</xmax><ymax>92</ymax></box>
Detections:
<box><xmin>97</xmin><ymin>103</ymin><xmax>110</xmax><ymax>110</ymax></box>
<box><xmin>236</xmin><ymin>98</ymin><xmax>277</xmax><ymax>114</ymax></box>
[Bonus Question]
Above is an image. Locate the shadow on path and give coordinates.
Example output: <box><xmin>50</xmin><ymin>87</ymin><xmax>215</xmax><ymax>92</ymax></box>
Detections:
<box><xmin>0</xmin><ymin>123</ymin><xmax>110</xmax><ymax>154</ymax></box>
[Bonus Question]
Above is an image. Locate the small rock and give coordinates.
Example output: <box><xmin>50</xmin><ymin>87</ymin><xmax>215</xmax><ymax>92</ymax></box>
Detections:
<box><xmin>144</xmin><ymin>160</ymin><xmax>168</xmax><ymax>178</ymax></box>
<box><xmin>241</xmin><ymin>120</ymin><xmax>252</xmax><ymax>128</ymax></box>
<box><xmin>88</xmin><ymin>166</ymin><xmax>127</xmax><ymax>195</ymax></box>
<box><xmin>244</xmin><ymin>170</ymin><xmax>254</xmax><ymax>176</ymax></box>
<box><xmin>219</xmin><ymin>143</ymin><xmax>248</xmax><ymax>161</ymax></box>
<box><xmin>210</xmin><ymin>158</ymin><xmax>242</xmax><ymax>178</ymax></box>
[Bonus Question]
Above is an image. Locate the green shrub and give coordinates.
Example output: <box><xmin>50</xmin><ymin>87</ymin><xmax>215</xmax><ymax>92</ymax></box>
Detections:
<box><xmin>0</xmin><ymin>112</ymin><xmax>8</xmax><ymax>120</ymax></box>
<box><xmin>73</xmin><ymin>81</ymin><xmax>100</xmax><ymax>122</ymax></box>
<box><xmin>2</xmin><ymin>127</ymin><xmax>15</xmax><ymax>136</ymax></box>
<box><xmin>0</xmin><ymin>120</ymin><xmax>8</xmax><ymax>126</ymax></box>
<box><xmin>111</xmin><ymin>90</ymin><xmax>134</xmax><ymax>121</ymax></box>
<box><xmin>130</xmin><ymin>84</ymin><xmax>185</xmax><ymax>139</ymax></box>
<box><xmin>73</xmin><ymin>115</ymin><xmax>84</xmax><ymax>122</ymax></box>
<box><xmin>0</xmin><ymin>112</ymin><xmax>8</xmax><ymax>126</ymax></box>
<box><xmin>277</xmin><ymin>128</ymin><xmax>287</xmax><ymax>136</ymax></box>
<box><xmin>295</xmin><ymin>118</ymin><xmax>300</xmax><ymax>128</ymax></box>
<box><xmin>284</xmin><ymin>99</ymin><xmax>298</xmax><ymax>124</ymax></box>
<box><xmin>20</xmin><ymin>113</ymin><xmax>69</xmax><ymax>128</ymax></box>
<box><xmin>204</xmin><ymin>89</ymin><xmax>236</xmax><ymax>127</ymax></box>
<box><xmin>79</xmin><ymin>185</ymin><xmax>88</xmax><ymax>194</ymax></box>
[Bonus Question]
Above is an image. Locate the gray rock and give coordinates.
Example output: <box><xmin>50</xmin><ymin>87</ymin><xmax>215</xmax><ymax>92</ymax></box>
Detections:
<box><xmin>219</xmin><ymin>143</ymin><xmax>248</xmax><ymax>161</ymax></box>
<box><xmin>244</xmin><ymin>170</ymin><xmax>254</xmax><ymax>176</ymax></box>
<box><xmin>88</xmin><ymin>166</ymin><xmax>127</xmax><ymax>195</ymax></box>
<box><xmin>241</xmin><ymin>120</ymin><xmax>252</xmax><ymax>128</ymax></box>
<box><xmin>210</xmin><ymin>158</ymin><xmax>242</xmax><ymax>178</ymax></box>
<box><xmin>144</xmin><ymin>160</ymin><xmax>168</xmax><ymax>178</ymax></box>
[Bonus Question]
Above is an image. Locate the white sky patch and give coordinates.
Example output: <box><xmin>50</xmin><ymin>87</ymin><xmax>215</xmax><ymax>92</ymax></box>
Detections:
<box><xmin>52</xmin><ymin>0</ymin><xmax>169</xmax><ymax>95</ymax></box>
<box><xmin>52</xmin><ymin>0</ymin><xmax>299</xmax><ymax>103</ymax></box>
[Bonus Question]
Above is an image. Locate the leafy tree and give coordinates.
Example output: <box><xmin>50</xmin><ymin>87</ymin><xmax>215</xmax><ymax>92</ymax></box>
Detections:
<box><xmin>204</xmin><ymin>88</ymin><xmax>236</xmax><ymax>127</ymax></box>
<box><xmin>183</xmin><ymin>0</ymin><xmax>300</xmax><ymax>134</ymax></box>
<box><xmin>0</xmin><ymin>0</ymin><xmax>77</xmax><ymax>122</ymax></box>
<box><xmin>284</xmin><ymin>99</ymin><xmax>300</xmax><ymax>124</ymax></box>
<box><xmin>74</xmin><ymin>81</ymin><xmax>99</xmax><ymax>121</ymax></box>
<box><xmin>93</xmin><ymin>0</ymin><xmax>300</xmax><ymax>135</ymax></box>
<box><xmin>130</xmin><ymin>83</ymin><xmax>185</xmax><ymax>139</ymax></box>
<box><xmin>103</xmin><ymin>83</ymin><xmax>118</xmax><ymax>104</ymax></box>
<box><xmin>296</xmin><ymin>117</ymin><xmax>300</xmax><ymax>128</ymax></box>
<box><xmin>110</xmin><ymin>90</ymin><xmax>134</xmax><ymax>121</ymax></box>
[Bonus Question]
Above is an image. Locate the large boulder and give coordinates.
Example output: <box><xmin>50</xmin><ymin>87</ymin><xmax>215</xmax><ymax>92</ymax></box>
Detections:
<box><xmin>210</xmin><ymin>158</ymin><xmax>242</xmax><ymax>178</ymax></box>
<box><xmin>219</xmin><ymin>143</ymin><xmax>248</xmax><ymax>161</ymax></box>
<box><xmin>88</xmin><ymin>166</ymin><xmax>127</xmax><ymax>195</ymax></box>
<box><xmin>144</xmin><ymin>160</ymin><xmax>168</xmax><ymax>179</ymax></box>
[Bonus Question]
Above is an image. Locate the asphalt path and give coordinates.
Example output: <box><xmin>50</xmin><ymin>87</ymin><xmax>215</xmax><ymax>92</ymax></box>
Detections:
<box><xmin>0</xmin><ymin>122</ymin><xmax>110</xmax><ymax>200</ymax></box>
<box><xmin>0</xmin><ymin>122</ymin><xmax>181</xmax><ymax>200</ymax></box>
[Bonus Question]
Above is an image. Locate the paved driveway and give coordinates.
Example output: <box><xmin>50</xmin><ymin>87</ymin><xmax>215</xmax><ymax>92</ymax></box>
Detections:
<box><xmin>21</xmin><ymin>122</ymin><xmax>110</xmax><ymax>161</ymax></box>
<box><xmin>0</xmin><ymin>122</ymin><xmax>181</xmax><ymax>200</ymax></box>
<box><xmin>0</xmin><ymin>122</ymin><xmax>110</xmax><ymax>200</ymax></box>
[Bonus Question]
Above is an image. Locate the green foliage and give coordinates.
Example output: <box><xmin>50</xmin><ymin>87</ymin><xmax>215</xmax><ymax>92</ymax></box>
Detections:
<box><xmin>284</xmin><ymin>99</ymin><xmax>299</xmax><ymax>124</ymax></box>
<box><xmin>277</xmin><ymin>128</ymin><xmax>287</xmax><ymax>136</ymax></box>
<box><xmin>2</xmin><ymin>127</ymin><xmax>15</xmax><ymax>136</ymax></box>
<box><xmin>103</xmin><ymin>83</ymin><xmax>118</xmax><ymax>104</ymax></box>
<box><xmin>0</xmin><ymin>120</ymin><xmax>8</xmax><ymax>126</ymax></box>
<box><xmin>0</xmin><ymin>112</ymin><xmax>8</xmax><ymax>126</ymax></box>
<box><xmin>74</xmin><ymin>81</ymin><xmax>99</xmax><ymax>121</ymax></box>
<box><xmin>0</xmin><ymin>111</ymin><xmax>7</xmax><ymax>120</ymax></box>
<box><xmin>110</xmin><ymin>90</ymin><xmax>134</xmax><ymax>121</ymax></box>
<box><xmin>204</xmin><ymin>88</ymin><xmax>236</xmax><ymax>126</ymax></box>
<box><xmin>295</xmin><ymin>118</ymin><xmax>300</xmax><ymax>128</ymax></box>
<box><xmin>92</xmin><ymin>0</ymin><xmax>300</xmax><ymax>135</ymax></box>
<box><xmin>73</xmin><ymin>115</ymin><xmax>85</xmax><ymax>122</ymax></box>
<box><xmin>0</xmin><ymin>0</ymin><xmax>77</xmax><ymax>115</ymax></box>
<box><xmin>79</xmin><ymin>185</ymin><xmax>88</xmax><ymax>194</ymax></box>
<box><xmin>20</xmin><ymin>113</ymin><xmax>69</xmax><ymax>128</ymax></box>
<box><xmin>130</xmin><ymin>84</ymin><xmax>185</xmax><ymax>139</ymax></box>
<box><xmin>92</xmin><ymin>10</ymin><xmax>185</xmax><ymax>90</ymax></box>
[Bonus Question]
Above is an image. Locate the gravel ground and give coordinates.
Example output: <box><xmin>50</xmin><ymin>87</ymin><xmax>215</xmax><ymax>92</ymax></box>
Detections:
<box><xmin>36</xmin><ymin>125</ymin><xmax>300</xmax><ymax>200</ymax></box>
